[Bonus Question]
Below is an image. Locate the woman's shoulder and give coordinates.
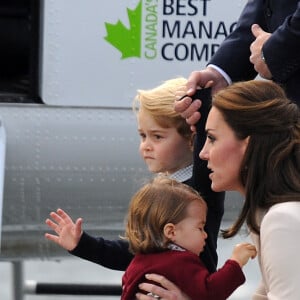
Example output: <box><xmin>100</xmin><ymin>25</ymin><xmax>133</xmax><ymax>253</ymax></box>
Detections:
<box><xmin>261</xmin><ymin>202</ymin><xmax>300</xmax><ymax>231</ymax></box>
<box><xmin>267</xmin><ymin>201</ymin><xmax>300</xmax><ymax>216</ymax></box>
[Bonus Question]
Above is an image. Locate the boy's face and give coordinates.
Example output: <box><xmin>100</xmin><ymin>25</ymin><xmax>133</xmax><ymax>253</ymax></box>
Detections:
<box><xmin>138</xmin><ymin>109</ymin><xmax>193</xmax><ymax>175</ymax></box>
<box><xmin>172</xmin><ymin>200</ymin><xmax>207</xmax><ymax>256</ymax></box>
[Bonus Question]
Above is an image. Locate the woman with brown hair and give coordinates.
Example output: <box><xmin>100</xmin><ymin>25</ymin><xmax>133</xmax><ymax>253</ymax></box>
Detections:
<box><xmin>137</xmin><ymin>80</ymin><xmax>300</xmax><ymax>300</ymax></box>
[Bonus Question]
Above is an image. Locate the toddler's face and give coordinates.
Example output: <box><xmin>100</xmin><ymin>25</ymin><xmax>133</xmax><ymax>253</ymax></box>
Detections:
<box><xmin>172</xmin><ymin>200</ymin><xmax>207</xmax><ymax>256</ymax></box>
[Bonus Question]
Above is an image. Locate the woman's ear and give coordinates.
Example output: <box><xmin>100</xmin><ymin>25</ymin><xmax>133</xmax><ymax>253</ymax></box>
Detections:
<box><xmin>242</xmin><ymin>136</ymin><xmax>250</xmax><ymax>152</ymax></box>
<box><xmin>189</xmin><ymin>132</ymin><xmax>196</xmax><ymax>151</ymax></box>
<box><xmin>245</xmin><ymin>136</ymin><xmax>250</xmax><ymax>145</ymax></box>
<box><xmin>163</xmin><ymin>223</ymin><xmax>176</xmax><ymax>241</ymax></box>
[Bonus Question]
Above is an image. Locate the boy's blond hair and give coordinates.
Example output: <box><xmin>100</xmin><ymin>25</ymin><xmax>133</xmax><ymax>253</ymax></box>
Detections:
<box><xmin>133</xmin><ymin>77</ymin><xmax>192</xmax><ymax>140</ymax></box>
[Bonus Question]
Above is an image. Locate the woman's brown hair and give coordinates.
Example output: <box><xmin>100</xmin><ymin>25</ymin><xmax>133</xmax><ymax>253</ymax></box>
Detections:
<box><xmin>212</xmin><ymin>80</ymin><xmax>300</xmax><ymax>237</ymax></box>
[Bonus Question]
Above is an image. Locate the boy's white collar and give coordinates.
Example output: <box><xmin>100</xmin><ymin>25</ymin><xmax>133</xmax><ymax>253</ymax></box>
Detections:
<box><xmin>166</xmin><ymin>164</ymin><xmax>193</xmax><ymax>183</ymax></box>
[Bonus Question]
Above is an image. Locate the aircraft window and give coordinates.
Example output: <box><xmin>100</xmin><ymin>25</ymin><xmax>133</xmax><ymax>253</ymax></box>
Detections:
<box><xmin>0</xmin><ymin>1</ymin><xmax>42</xmax><ymax>104</ymax></box>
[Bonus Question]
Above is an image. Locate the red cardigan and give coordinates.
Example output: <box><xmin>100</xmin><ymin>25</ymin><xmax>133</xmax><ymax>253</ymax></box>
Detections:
<box><xmin>122</xmin><ymin>250</ymin><xmax>245</xmax><ymax>300</ymax></box>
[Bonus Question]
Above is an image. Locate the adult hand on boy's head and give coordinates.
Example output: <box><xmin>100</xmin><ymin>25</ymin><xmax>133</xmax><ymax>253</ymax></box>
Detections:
<box><xmin>174</xmin><ymin>95</ymin><xmax>201</xmax><ymax>132</ymax></box>
<box><xmin>186</xmin><ymin>68</ymin><xmax>227</xmax><ymax>96</ymax></box>
<box><xmin>174</xmin><ymin>67</ymin><xmax>228</xmax><ymax>129</ymax></box>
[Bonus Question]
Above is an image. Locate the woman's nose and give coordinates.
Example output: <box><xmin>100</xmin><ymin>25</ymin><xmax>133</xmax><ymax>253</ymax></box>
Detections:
<box><xmin>199</xmin><ymin>148</ymin><xmax>207</xmax><ymax>160</ymax></box>
<box><xmin>199</xmin><ymin>141</ymin><xmax>209</xmax><ymax>160</ymax></box>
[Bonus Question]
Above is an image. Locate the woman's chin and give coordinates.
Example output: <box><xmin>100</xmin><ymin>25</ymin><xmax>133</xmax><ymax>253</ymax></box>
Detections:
<box><xmin>211</xmin><ymin>183</ymin><xmax>223</xmax><ymax>192</ymax></box>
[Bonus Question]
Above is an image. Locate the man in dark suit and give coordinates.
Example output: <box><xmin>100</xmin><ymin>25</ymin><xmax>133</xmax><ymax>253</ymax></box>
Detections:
<box><xmin>179</xmin><ymin>0</ymin><xmax>300</xmax><ymax>115</ymax></box>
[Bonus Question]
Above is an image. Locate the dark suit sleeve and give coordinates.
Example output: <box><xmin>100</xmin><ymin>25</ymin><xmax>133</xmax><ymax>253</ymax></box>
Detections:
<box><xmin>209</xmin><ymin>0</ymin><xmax>265</xmax><ymax>82</ymax></box>
<box><xmin>69</xmin><ymin>232</ymin><xmax>133</xmax><ymax>271</ymax></box>
<box><xmin>263</xmin><ymin>2</ymin><xmax>300</xmax><ymax>83</ymax></box>
<box><xmin>191</xmin><ymin>88</ymin><xmax>225</xmax><ymax>273</ymax></box>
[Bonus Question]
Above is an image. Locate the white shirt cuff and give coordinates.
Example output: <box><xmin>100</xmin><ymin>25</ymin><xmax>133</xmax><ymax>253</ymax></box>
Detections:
<box><xmin>207</xmin><ymin>64</ymin><xmax>232</xmax><ymax>85</ymax></box>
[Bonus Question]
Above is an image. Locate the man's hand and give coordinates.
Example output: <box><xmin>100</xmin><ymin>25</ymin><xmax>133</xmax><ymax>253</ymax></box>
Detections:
<box><xmin>174</xmin><ymin>67</ymin><xmax>228</xmax><ymax>130</ymax></box>
<box><xmin>250</xmin><ymin>24</ymin><xmax>272</xmax><ymax>79</ymax></box>
<box><xmin>185</xmin><ymin>67</ymin><xmax>227</xmax><ymax>96</ymax></box>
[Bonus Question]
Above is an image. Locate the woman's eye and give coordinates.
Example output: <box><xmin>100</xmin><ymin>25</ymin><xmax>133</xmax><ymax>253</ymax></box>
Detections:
<box><xmin>207</xmin><ymin>134</ymin><xmax>216</xmax><ymax>143</ymax></box>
